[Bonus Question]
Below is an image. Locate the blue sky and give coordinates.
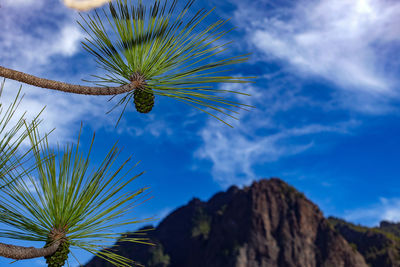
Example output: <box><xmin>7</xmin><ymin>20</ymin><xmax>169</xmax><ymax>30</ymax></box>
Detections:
<box><xmin>1</xmin><ymin>0</ymin><xmax>400</xmax><ymax>266</ymax></box>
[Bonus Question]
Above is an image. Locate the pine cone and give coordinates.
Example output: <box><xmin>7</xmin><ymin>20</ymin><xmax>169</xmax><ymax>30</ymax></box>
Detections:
<box><xmin>44</xmin><ymin>238</ymin><xmax>70</xmax><ymax>267</ymax></box>
<box><xmin>134</xmin><ymin>88</ymin><xmax>155</xmax><ymax>113</ymax></box>
<box><xmin>130</xmin><ymin>72</ymin><xmax>154</xmax><ymax>113</ymax></box>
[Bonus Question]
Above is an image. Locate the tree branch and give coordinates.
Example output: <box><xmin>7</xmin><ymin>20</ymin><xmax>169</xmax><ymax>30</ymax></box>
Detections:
<box><xmin>0</xmin><ymin>240</ymin><xmax>61</xmax><ymax>260</ymax></box>
<box><xmin>0</xmin><ymin>66</ymin><xmax>135</xmax><ymax>96</ymax></box>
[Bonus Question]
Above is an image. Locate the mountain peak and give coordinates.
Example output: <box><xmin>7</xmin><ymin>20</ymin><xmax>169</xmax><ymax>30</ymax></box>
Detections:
<box><xmin>85</xmin><ymin>178</ymin><xmax>367</xmax><ymax>267</ymax></box>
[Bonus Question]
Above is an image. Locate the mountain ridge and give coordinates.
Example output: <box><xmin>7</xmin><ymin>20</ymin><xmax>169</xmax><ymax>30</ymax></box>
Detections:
<box><xmin>84</xmin><ymin>178</ymin><xmax>399</xmax><ymax>267</ymax></box>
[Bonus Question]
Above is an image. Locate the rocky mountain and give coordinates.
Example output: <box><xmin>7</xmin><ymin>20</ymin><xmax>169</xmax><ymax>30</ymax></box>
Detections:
<box><xmin>84</xmin><ymin>178</ymin><xmax>374</xmax><ymax>267</ymax></box>
<box><xmin>328</xmin><ymin>217</ymin><xmax>400</xmax><ymax>266</ymax></box>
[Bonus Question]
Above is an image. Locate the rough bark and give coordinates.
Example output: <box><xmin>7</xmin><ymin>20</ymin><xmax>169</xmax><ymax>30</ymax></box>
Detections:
<box><xmin>0</xmin><ymin>66</ymin><xmax>136</xmax><ymax>96</ymax></box>
<box><xmin>0</xmin><ymin>240</ymin><xmax>61</xmax><ymax>260</ymax></box>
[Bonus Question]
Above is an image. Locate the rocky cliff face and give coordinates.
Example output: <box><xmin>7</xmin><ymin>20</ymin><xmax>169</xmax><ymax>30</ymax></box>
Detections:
<box><xmin>328</xmin><ymin>217</ymin><xmax>400</xmax><ymax>267</ymax></box>
<box><xmin>84</xmin><ymin>178</ymin><xmax>368</xmax><ymax>267</ymax></box>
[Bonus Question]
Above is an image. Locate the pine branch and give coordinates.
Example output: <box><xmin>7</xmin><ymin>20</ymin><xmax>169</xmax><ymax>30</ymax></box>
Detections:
<box><xmin>0</xmin><ymin>240</ymin><xmax>61</xmax><ymax>260</ymax></box>
<box><xmin>0</xmin><ymin>66</ymin><xmax>136</xmax><ymax>96</ymax></box>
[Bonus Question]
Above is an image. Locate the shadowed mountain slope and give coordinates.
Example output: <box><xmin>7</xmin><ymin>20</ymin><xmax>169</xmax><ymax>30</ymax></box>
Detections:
<box><xmin>84</xmin><ymin>178</ymin><xmax>369</xmax><ymax>267</ymax></box>
<box><xmin>328</xmin><ymin>217</ymin><xmax>400</xmax><ymax>267</ymax></box>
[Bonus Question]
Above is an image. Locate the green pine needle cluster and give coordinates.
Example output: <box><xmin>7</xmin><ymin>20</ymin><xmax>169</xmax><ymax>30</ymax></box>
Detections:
<box><xmin>79</xmin><ymin>0</ymin><xmax>256</xmax><ymax>126</ymax></box>
<box><xmin>0</xmin><ymin>80</ymin><xmax>42</xmax><ymax>190</ymax></box>
<box><xmin>0</xmin><ymin>125</ymin><xmax>153</xmax><ymax>267</ymax></box>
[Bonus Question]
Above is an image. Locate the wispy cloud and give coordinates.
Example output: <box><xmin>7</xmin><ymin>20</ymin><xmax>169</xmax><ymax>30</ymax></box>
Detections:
<box><xmin>344</xmin><ymin>197</ymin><xmax>400</xmax><ymax>227</ymax></box>
<box><xmin>193</xmin><ymin>0</ymin><xmax>400</xmax><ymax>188</ymax></box>
<box><xmin>233</xmin><ymin>0</ymin><xmax>400</xmax><ymax>111</ymax></box>
<box><xmin>119</xmin><ymin>113</ymin><xmax>175</xmax><ymax>138</ymax></box>
<box><xmin>2</xmin><ymin>0</ymin><xmax>43</xmax><ymax>8</ymax></box>
<box><xmin>194</xmin><ymin>81</ymin><xmax>359</xmax><ymax>188</ymax></box>
<box><xmin>1</xmin><ymin>81</ymin><xmax>116</xmax><ymax>145</ymax></box>
<box><xmin>195</xmin><ymin>119</ymin><xmax>357</xmax><ymax>188</ymax></box>
<box><xmin>0</xmin><ymin>0</ymin><xmax>121</xmax><ymax>144</ymax></box>
<box><xmin>0</xmin><ymin>0</ymin><xmax>83</xmax><ymax>71</ymax></box>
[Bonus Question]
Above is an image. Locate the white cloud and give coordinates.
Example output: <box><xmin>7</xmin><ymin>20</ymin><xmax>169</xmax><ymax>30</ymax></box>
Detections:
<box><xmin>0</xmin><ymin>8</ymin><xmax>85</xmax><ymax>70</ymax></box>
<box><xmin>2</xmin><ymin>0</ymin><xmax>42</xmax><ymax>7</ymax></box>
<box><xmin>344</xmin><ymin>197</ymin><xmax>400</xmax><ymax>227</ymax></box>
<box><xmin>196</xmin><ymin>120</ymin><xmax>357</xmax><ymax>188</ymax></box>
<box><xmin>120</xmin><ymin>113</ymin><xmax>174</xmax><ymax>138</ymax></box>
<box><xmin>194</xmin><ymin>82</ymin><xmax>360</xmax><ymax>188</ymax></box>
<box><xmin>50</xmin><ymin>25</ymin><xmax>85</xmax><ymax>57</ymax></box>
<box><xmin>22</xmin><ymin>90</ymin><xmax>181</xmax><ymax>147</ymax></box>
<box><xmin>0</xmin><ymin>80</ymin><xmax>116</xmax><ymax>146</ymax></box>
<box><xmin>0</xmin><ymin>0</ymin><xmax>122</xmax><ymax>145</ymax></box>
<box><xmin>236</xmin><ymin>0</ymin><xmax>400</xmax><ymax>96</ymax></box>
